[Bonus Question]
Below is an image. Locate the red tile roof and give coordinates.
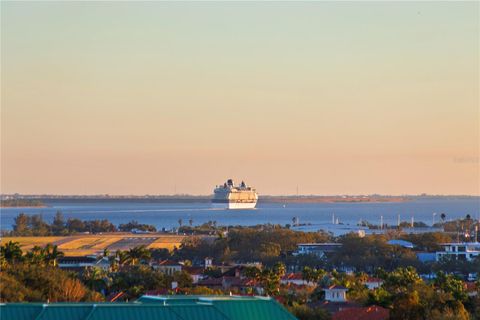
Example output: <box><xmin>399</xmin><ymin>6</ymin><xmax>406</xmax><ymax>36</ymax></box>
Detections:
<box><xmin>158</xmin><ymin>260</ymin><xmax>182</xmax><ymax>266</ymax></box>
<box><xmin>332</xmin><ymin>306</ymin><xmax>389</xmax><ymax>320</ymax></box>
<box><xmin>311</xmin><ymin>300</ymin><xmax>360</xmax><ymax>314</ymax></box>
<box><xmin>465</xmin><ymin>281</ymin><xmax>478</xmax><ymax>292</ymax></box>
<box><xmin>281</xmin><ymin>273</ymin><xmax>304</xmax><ymax>281</ymax></box>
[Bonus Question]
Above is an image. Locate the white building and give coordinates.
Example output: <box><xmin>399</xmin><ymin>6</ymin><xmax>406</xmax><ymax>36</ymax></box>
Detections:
<box><xmin>58</xmin><ymin>256</ymin><xmax>110</xmax><ymax>271</ymax></box>
<box><xmin>183</xmin><ymin>267</ymin><xmax>205</xmax><ymax>284</ymax></box>
<box><xmin>293</xmin><ymin>243</ymin><xmax>342</xmax><ymax>258</ymax></box>
<box><xmin>324</xmin><ymin>285</ymin><xmax>348</xmax><ymax>302</ymax></box>
<box><xmin>154</xmin><ymin>260</ymin><xmax>183</xmax><ymax>275</ymax></box>
<box><xmin>364</xmin><ymin>277</ymin><xmax>383</xmax><ymax>290</ymax></box>
<box><xmin>436</xmin><ymin>242</ymin><xmax>480</xmax><ymax>262</ymax></box>
<box><xmin>280</xmin><ymin>273</ymin><xmax>317</xmax><ymax>287</ymax></box>
<box><xmin>292</xmin><ymin>224</ymin><xmax>368</xmax><ymax>237</ymax></box>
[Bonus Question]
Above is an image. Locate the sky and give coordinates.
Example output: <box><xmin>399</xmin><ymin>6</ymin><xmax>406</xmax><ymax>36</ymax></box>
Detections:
<box><xmin>1</xmin><ymin>1</ymin><xmax>479</xmax><ymax>196</ymax></box>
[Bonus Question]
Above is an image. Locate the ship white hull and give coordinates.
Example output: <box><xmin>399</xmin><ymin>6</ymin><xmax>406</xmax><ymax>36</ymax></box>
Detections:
<box><xmin>212</xmin><ymin>202</ymin><xmax>257</xmax><ymax>210</ymax></box>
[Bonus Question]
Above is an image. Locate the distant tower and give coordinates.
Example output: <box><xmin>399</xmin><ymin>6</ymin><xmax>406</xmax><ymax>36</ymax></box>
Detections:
<box><xmin>411</xmin><ymin>216</ymin><xmax>414</xmax><ymax>228</ymax></box>
<box><xmin>204</xmin><ymin>257</ymin><xmax>213</xmax><ymax>269</ymax></box>
<box><xmin>397</xmin><ymin>214</ymin><xmax>401</xmax><ymax>227</ymax></box>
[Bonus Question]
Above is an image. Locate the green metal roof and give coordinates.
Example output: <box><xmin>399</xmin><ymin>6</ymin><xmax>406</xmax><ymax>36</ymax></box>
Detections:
<box><xmin>136</xmin><ymin>296</ymin><xmax>202</xmax><ymax>305</ymax></box>
<box><xmin>169</xmin><ymin>305</ymin><xmax>229</xmax><ymax>320</ymax></box>
<box><xmin>87</xmin><ymin>305</ymin><xmax>179</xmax><ymax>320</ymax></box>
<box><xmin>212</xmin><ymin>300</ymin><xmax>297</xmax><ymax>320</ymax></box>
<box><xmin>0</xmin><ymin>296</ymin><xmax>297</xmax><ymax>320</ymax></box>
<box><xmin>0</xmin><ymin>304</ymin><xmax>44</xmax><ymax>320</ymax></box>
<box><xmin>36</xmin><ymin>305</ymin><xmax>92</xmax><ymax>320</ymax></box>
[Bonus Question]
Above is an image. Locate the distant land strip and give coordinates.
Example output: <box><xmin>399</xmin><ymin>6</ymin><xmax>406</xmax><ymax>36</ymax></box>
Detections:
<box><xmin>1</xmin><ymin>194</ymin><xmax>479</xmax><ymax>204</ymax></box>
<box><xmin>0</xmin><ymin>199</ymin><xmax>46</xmax><ymax>208</ymax></box>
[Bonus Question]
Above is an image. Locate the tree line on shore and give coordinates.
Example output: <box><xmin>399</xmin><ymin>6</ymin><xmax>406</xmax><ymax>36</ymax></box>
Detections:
<box><xmin>3</xmin><ymin>212</ymin><xmax>157</xmax><ymax>236</ymax></box>
<box><xmin>0</xmin><ymin>199</ymin><xmax>45</xmax><ymax>207</ymax></box>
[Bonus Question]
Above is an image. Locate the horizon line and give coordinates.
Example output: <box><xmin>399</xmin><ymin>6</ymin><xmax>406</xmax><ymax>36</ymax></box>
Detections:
<box><xmin>2</xmin><ymin>193</ymin><xmax>479</xmax><ymax>198</ymax></box>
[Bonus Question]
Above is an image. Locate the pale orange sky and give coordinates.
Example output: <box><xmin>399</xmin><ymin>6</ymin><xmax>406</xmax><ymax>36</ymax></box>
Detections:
<box><xmin>1</xmin><ymin>2</ymin><xmax>479</xmax><ymax>195</ymax></box>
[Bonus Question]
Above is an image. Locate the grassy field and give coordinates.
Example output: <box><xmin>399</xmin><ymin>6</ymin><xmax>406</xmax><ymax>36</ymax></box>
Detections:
<box><xmin>147</xmin><ymin>235</ymin><xmax>185</xmax><ymax>251</ymax></box>
<box><xmin>0</xmin><ymin>237</ymin><xmax>65</xmax><ymax>251</ymax></box>
<box><xmin>1</xmin><ymin>234</ymin><xmax>185</xmax><ymax>256</ymax></box>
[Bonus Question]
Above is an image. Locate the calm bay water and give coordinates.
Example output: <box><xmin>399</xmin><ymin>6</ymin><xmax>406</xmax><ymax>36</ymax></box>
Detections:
<box><xmin>0</xmin><ymin>198</ymin><xmax>479</xmax><ymax>231</ymax></box>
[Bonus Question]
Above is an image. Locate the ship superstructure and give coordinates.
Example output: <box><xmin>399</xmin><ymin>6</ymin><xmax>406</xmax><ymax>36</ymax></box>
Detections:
<box><xmin>212</xmin><ymin>179</ymin><xmax>258</xmax><ymax>209</ymax></box>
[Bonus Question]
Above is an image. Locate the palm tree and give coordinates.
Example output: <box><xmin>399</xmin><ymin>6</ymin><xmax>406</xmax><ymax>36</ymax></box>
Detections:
<box><xmin>125</xmin><ymin>245</ymin><xmax>151</xmax><ymax>265</ymax></box>
<box><xmin>116</xmin><ymin>250</ymin><xmax>129</xmax><ymax>267</ymax></box>
<box><xmin>1</xmin><ymin>241</ymin><xmax>23</xmax><ymax>262</ymax></box>
<box><xmin>103</xmin><ymin>248</ymin><xmax>110</xmax><ymax>258</ymax></box>
<box><xmin>189</xmin><ymin>218</ymin><xmax>193</xmax><ymax>227</ymax></box>
<box><xmin>178</xmin><ymin>219</ymin><xmax>183</xmax><ymax>228</ymax></box>
<box><xmin>44</xmin><ymin>244</ymin><xmax>64</xmax><ymax>267</ymax></box>
<box><xmin>441</xmin><ymin>213</ymin><xmax>446</xmax><ymax>222</ymax></box>
<box><xmin>83</xmin><ymin>266</ymin><xmax>109</xmax><ymax>292</ymax></box>
<box><xmin>25</xmin><ymin>245</ymin><xmax>46</xmax><ymax>265</ymax></box>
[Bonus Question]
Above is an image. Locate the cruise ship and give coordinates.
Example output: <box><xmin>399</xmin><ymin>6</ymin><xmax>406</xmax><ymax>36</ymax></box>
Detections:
<box><xmin>212</xmin><ymin>179</ymin><xmax>258</xmax><ymax>209</ymax></box>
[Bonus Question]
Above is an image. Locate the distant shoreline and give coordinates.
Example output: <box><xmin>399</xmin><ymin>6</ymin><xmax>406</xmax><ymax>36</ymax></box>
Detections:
<box><xmin>261</xmin><ymin>196</ymin><xmax>408</xmax><ymax>203</ymax></box>
<box><xmin>2</xmin><ymin>196</ymin><xmax>407</xmax><ymax>204</ymax></box>
<box><xmin>1</xmin><ymin>195</ymin><xmax>478</xmax><ymax>205</ymax></box>
<box><xmin>1</xmin><ymin>206</ymin><xmax>48</xmax><ymax>209</ymax></box>
<box><xmin>0</xmin><ymin>199</ymin><xmax>47</xmax><ymax>208</ymax></box>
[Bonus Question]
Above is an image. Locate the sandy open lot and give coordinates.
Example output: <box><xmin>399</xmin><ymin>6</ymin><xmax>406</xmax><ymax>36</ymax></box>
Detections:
<box><xmin>1</xmin><ymin>233</ymin><xmax>186</xmax><ymax>256</ymax></box>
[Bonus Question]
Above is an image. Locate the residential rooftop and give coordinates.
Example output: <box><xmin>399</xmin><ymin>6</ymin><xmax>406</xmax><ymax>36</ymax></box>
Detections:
<box><xmin>0</xmin><ymin>295</ymin><xmax>297</xmax><ymax>320</ymax></box>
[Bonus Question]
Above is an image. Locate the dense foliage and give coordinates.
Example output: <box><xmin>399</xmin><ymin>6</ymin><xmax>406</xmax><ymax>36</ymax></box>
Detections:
<box><xmin>174</xmin><ymin>226</ymin><xmax>331</xmax><ymax>265</ymax></box>
<box><xmin>5</xmin><ymin>212</ymin><xmax>158</xmax><ymax>236</ymax></box>
<box><xmin>368</xmin><ymin>267</ymin><xmax>474</xmax><ymax>320</ymax></box>
<box><xmin>0</xmin><ymin>241</ymin><xmax>101</xmax><ymax>302</ymax></box>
